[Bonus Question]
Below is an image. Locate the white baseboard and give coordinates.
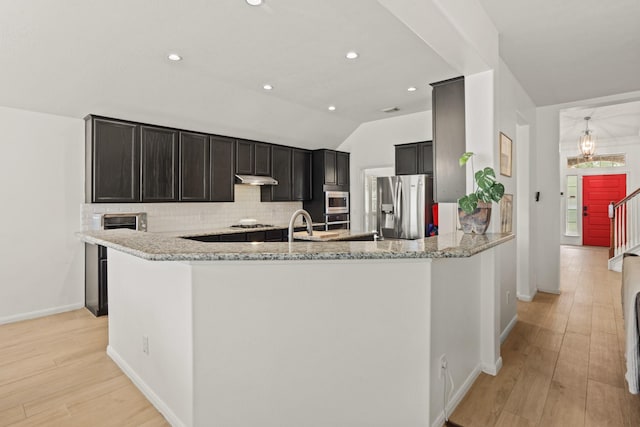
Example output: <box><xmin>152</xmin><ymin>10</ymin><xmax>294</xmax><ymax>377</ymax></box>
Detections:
<box><xmin>0</xmin><ymin>302</ymin><xmax>84</xmax><ymax>325</ymax></box>
<box><xmin>501</xmin><ymin>314</ymin><xmax>518</xmax><ymax>344</ymax></box>
<box><xmin>107</xmin><ymin>346</ymin><xmax>185</xmax><ymax>427</ymax></box>
<box><xmin>430</xmin><ymin>363</ymin><xmax>483</xmax><ymax>427</ymax></box>
<box><xmin>536</xmin><ymin>287</ymin><xmax>561</xmax><ymax>295</ymax></box>
<box><xmin>517</xmin><ymin>290</ymin><xmax>536</xmax><ymax>302</ymax></box>
<box><xmin>482</xmin><ymin>356</ymin><xmax>503</xmax><ymax>376</ymax></box>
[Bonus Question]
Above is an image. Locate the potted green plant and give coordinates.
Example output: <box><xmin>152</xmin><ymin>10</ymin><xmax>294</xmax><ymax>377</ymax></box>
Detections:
<box><xmin>457</xmin><ymin>152</ymin><xmax>505</xmax><ymax>234</ymax></box>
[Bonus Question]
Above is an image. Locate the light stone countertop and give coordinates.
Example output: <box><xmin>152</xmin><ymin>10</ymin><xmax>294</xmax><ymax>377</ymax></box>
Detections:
<box><xmin>77</xmin><ymin>229</ymin><xmax>514</xmax><ymax>261</ymax></box>
<box><xmin>292</xmin><ymin>230</ymin><xmax>377</xmax><ymax>241</ymax></box>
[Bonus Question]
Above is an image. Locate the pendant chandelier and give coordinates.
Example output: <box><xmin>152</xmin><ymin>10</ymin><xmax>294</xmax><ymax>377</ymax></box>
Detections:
<box><xmin>579</xmin><ymin>116</ymin><xmax>596</xmax><ymax>158</ymax></box>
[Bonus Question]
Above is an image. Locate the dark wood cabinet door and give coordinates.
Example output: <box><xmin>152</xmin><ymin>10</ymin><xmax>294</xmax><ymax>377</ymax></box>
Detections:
<box><xmin>271</xmin><ymin>146</ymin><xmax>292</xmax><ymax>201</ymax></box>
<box><xmin>179</xmin><ymin>131</ymin><xmax>210</xmax><ymax>201</ymax></box>
<box><xmin>235</xmin><ymin>139</ymin><xmax>255</xmax><ymax>175</ymax></box>
<box><xmin>336</xmin><ymin>151</ymin><xmax>349</xmax><ymax>187</ymax></box>
<box><xmin>418</xmin><ymin>141</ymin><xmax>434</xmax><ymax>175</ymax></box>
<box><xmin>323</xmin><ymin>150</ymin><xmax>337</xmax><ymax>185</ymax></box>
<box><xmin>254</xmin><ymin>142</ymin><xmax>271</xmax><ymax>176</ymax></box>
<box><xmin>432</xmin><ymin>77</ymin><xmax>465</xmax><ymax>202</ymax></box>
<box><xmin>91</xmin><ymin>118</ymin><xmax>140</xmax><ymax>203</ymax></box>
<box><xmin>395</xmin><ymin>143</ymin><xmax>418</xmax><ymax>175</ymax></box>
<box><xmin>292</xmin><ymin>149</ymin><xmax>312</xmax><ymax>201</ymax></box>
<box><xmin>140</xmin><ymin>126</ymin><xmax>179</xmax><ymax>202</ymax></box>
<box><xmin>210</xmin><ymin>136</ymin><xmax>235</xmax><ymax>202</ymax></box>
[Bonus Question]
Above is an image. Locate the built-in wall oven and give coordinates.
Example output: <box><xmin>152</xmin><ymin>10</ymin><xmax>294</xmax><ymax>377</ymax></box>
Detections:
<box><xmin>325</xmin><ymin>191</ymin><xmax>349</xmax><ymax>214</ymax></box>
<box><xmin>85</xmin><ymin>213</ymin><xmax>146</xmax><ymax>316</ymax></box>
<box><xmin>324</xmin><ymin>191</ymin><xmax>350</xmax><ymax>230</ymax></box>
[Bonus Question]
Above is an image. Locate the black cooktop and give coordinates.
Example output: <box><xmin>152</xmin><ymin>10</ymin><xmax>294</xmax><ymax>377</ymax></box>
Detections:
<box><xmin>230</xmin><ymin>224</ymin><xmax>274</xmax><ymax>229</ymax></box>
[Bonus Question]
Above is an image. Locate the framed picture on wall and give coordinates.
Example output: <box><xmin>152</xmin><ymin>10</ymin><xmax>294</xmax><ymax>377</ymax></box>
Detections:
<box><xmin>500</xmin><ymin>194</ymin><xmax>513</xmax><ymax>233</ymax></box>
<box><xmin>500</xmin><ymin>132</ymin><xmax>512</xmax><ymax>177</ymax></box>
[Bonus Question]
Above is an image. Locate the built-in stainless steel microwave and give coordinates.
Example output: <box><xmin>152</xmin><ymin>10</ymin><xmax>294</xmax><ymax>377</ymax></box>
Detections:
<box><xmin>325</xmin><ymin>191</ymin><xmax>349</xmax><ymax>214</ymax></box>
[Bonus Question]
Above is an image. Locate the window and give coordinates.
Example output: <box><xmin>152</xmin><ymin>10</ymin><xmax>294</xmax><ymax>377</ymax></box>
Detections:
<box><xmin>567</xmin><ymin>154</ymin><xmax>625</xmax><ymax>168</ymax></box>
<box><xmin>566</xmin><ymin>175</ymin><xmax>578</xmax><ymax>235</ymax></box>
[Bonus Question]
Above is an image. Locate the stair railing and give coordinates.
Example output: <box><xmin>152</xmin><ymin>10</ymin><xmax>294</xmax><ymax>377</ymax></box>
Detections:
<box><xmin>610</xmin><ymin>188</ymin><xmax>640</xmax><ymax>258</ymax></box>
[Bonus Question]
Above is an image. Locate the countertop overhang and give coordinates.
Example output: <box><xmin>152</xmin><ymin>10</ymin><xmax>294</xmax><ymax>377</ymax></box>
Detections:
<box><xmin>77</xmin><ymin>229</ymin><xmax>514</xmax><ymax>262</ymax></box>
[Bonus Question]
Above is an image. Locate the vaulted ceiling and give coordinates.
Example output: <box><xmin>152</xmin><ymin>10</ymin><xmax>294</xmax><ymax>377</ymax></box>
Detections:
<box><xmin>0</xmin><ymin>0</ymin><xmax>456</xmax><ymax>149</ymax></box>
<box><xmin>1</xmin><ymin>1</ymin><xmax>638</xmax><ymax>149</ymax></box>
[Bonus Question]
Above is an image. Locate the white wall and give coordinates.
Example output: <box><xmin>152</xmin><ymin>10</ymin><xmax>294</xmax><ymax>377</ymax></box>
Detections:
<box><xmin>496</xmin><ymin>60</ymin><xmax>538</xmax><ymax>328</ymax></box>
<box><xmin>337</xmin><ymin>111</ymin><xmax>432</xmax><ymax>231</ymax></box>
<box><xmin>0</xmin><ymin>107</ymin><xmax>85</xmax><ymax>323</ymax></box>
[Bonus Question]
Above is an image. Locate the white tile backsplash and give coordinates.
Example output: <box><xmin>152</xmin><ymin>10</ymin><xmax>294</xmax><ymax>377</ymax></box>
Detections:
<box><xmin>81</xmin><ymin>185</ymin><xmax>303</xmax><ymax>232</ymax></box>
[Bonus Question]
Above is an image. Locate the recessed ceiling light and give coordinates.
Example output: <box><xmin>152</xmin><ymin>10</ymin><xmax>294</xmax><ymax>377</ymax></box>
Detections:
<box><xmin>167</xmin><ymin>53</ymin><xmax>182</xmax><ymax>61</ymax></box>
<box><xmin>263</xmin><ymin>84</ymin><xmax>273</xmax><ymax>91</ymax></box>
<box><xmin>328</xmin><ymin>105</ymin><xmax>336</xmax><ymax>111</ymax></box>
<box><xmin>407</xmin><ymin>86</ymin><xmax>417</xmax><ymax>92</ymax></box>
<box><xmin>345</xmin><ymin>51</ymin><xmax>359</xmax><ymax>60</ymax></box>
<box><xmin>246</xmin><ymin>0</ymin><xmax>263</xmax><ymax>5</ymax></box>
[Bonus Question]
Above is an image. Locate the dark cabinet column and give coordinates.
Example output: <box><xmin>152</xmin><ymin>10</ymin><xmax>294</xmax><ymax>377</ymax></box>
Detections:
<box><xmin>336</xmin><ymin>152</ymin><xmax>350</xmax><ymax>187</ymax></box>
<box><xmin>140</xmin><ymin>126</ymin><xmax>179</xmax><ymax>202</ymax></box>
<box><xmin>179</xmin><ymin>131</ymin><xmax>210</xmax><ymax>201</ymax></box>
<box><xmin>431</xmin><ymin>76</ymin><xmax>465</xmax><ymax>202</ymax></box>
<box><xmin>88</xmin><ymin>117</ymin><xmax>140</xmax><ymax>203</ymax></box>
<box><xmin>292</xmin><ymin>149</ymin><xmax>312</xmax><ymax>201</ymax></box>
<box><xmin>210</xmin><ymin>136</ymin><xmax>235</xmax><ymax>202</ymax></box>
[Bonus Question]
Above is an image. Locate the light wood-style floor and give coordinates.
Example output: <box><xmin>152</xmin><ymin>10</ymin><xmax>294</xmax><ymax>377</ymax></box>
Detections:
<box><xmin>450</xmin><ymin>245</ymin><xmax>640</xmax><ymax>426</ymax></box>
<box><xmin>0</xmin><ymin>309</ymin><xmax>168</xmax><ymax>426</ymax></box>
<box><xmin>1</xmin><ymin>246</ymin><xmax>637</xmax><ymax>426</ymax></box>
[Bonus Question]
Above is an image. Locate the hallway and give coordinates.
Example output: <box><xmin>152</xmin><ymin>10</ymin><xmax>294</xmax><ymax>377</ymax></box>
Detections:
<box><xmin>450</xmin><ymin>245</ymin><xmax>640</xmax><ymax>426</ymax></box>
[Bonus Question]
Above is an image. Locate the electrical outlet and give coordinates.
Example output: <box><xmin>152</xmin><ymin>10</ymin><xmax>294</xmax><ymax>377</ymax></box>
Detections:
<box><xmin>439</xmin><ymin>354</ymin><xmax>447</xmax><ymax>379</ymax></box>
<box><xmin>142</xmin><ymin>335</ymin><xmax>149</xmax><ymax>355</ymax></box>
<box><xmin>507</xmin><ymin>291</ymin><xmax>511</xmax><ymax>304</ymax></box>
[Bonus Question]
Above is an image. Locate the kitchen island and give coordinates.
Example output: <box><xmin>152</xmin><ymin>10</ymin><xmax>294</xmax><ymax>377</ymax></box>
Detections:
<box><xmin>79</xmin><ymin>229</ymin><xmax>513</xmax><ymax>427</ymax></box>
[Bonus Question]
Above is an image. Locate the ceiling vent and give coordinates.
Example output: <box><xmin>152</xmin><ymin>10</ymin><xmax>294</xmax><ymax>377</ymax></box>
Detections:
<box><xmin>381</xmin><ymin>106</ymin><xmax>400</xmax><ymax>113</ymax></box>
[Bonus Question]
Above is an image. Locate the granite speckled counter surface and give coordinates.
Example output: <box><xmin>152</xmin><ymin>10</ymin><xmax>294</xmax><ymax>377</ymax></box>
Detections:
<box><xmin>78</xmin><ymin>229</ymin><xmax>514</xmax><ymax>261</ymax></box>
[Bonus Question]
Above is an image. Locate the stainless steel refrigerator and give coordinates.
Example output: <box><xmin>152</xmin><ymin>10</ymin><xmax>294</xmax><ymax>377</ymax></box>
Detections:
<box><xmin>377</xmin><ymin>175</ymin><xmax>433</xmax><ymax>239</ymax></box>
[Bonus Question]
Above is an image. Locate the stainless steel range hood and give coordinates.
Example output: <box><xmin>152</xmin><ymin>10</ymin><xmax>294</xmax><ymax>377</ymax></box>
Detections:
<box><xmin>235</xmin><ymin>174</ymin><xmax>278</xmax><ymax>186</ymax></box>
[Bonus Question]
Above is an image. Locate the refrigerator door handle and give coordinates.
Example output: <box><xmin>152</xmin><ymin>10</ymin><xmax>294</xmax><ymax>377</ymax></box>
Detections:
<box><xmin>395</xmin><ymin>179</ymin><xmax>402</xmax><ymax>235</ymax></box>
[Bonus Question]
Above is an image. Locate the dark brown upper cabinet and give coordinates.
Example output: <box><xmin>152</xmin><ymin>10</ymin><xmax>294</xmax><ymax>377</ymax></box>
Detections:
<box><xmin>261</xmin><ymin>146</ymin><xmax>292</xmax><ymax>202</ymax></box>
<box><xmin>179</xmin><ymin>131</ymin><xmax>210</xmax><ymax>201</ymax></box>
<box><xmin>140</xmin><ymin>125</ymin><xmax>179</xmax><ymax>202</ymax></box>
<box><xmin>311</xmin><ymin>149</ymin><xmax>349</xmax><ymax>192</ymax></box>
<box><xmin>236</xmin><ymin>139</ymin><xmax>271</xmax><ymax>176</ymax></box>
<box><xmin>235</xmin><ymin>139</ymin><xmax>254</xmax><ymax>175</ymax></box>
<box><xmin>336</xmin><ymin>151</ymin><xmax>350</xmax><ymax>187</ymax></box>
<box><xmin>418</xmin><ymin>141</ymin><xmax>434</xmax><ymax>175</ymax></box>
<box><xmin>323</xmin><ymin>150</ymin><xmax>337</xmax><ymax>185</ymax></box>
<box><xmin>395</xmin><ymin>141</ymin><xmax>433</xmax><ymax>176</ymax></box>
<box><xmin>431</xmin><ymin>76</ymin><xmax>465</xmax><ymax>203</ymax></box>
<box><xmin>292</xmin><ymin>149</ymin><xmax>312</xmax><ymax>201</ymax></box>
<box><xmin>210</xmin><ymin>136</ymin><xmax>235</xmax><ymax>202</ymax></box>
<box><xmin>254</xmin><ymin>142</ymin><xmax>271</xmax><ymax>176</ymax></box>
<box><xmin>86</xmin><ymin>117</ymin><xmax>140</xmax><ymax>203</ymax></box>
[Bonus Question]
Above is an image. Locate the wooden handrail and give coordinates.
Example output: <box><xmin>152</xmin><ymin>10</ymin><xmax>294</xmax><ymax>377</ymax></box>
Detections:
<box><xmin>614</xmin><ymin>187</ymin><xmax>640</xmax><ymax>209</ymax></box>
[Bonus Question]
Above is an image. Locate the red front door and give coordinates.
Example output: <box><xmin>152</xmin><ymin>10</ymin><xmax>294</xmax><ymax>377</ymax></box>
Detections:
<box><xmin>582</xmin><ymin>174</ymin><xmax>626</xmax><ymax>247</ymax></box>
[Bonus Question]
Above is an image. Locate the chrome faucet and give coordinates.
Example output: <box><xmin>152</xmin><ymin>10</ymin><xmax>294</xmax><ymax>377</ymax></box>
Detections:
<box><xmin>288</xmin><ymin>209</ymin><xmax>314</xmax><ymax>243</ymax></box>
